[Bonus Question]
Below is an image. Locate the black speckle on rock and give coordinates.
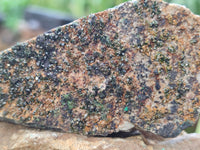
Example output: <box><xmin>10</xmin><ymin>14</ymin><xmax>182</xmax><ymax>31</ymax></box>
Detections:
<box><xmin>99</xmin><ymin>90</ymin><xmax>106</xmax><ymax>99</ymax></box>
<box><xmin>168</xmin><ymin>83</ymin><xmax>176</xmax><ymax>89</ymax></box>
<box><xmin>125</xmin><ymin>91</ymin><xmax>132</xmax><ymax>99</ymax></box>
<box><xmin>188</xmin><ymin>77</ymin><xmax>196</xmax><ymax>85</ymax></box>
<box><xmin>169</xmin><ymin>100</ymin><xmax>179</xmax><ymax>114</ymax></box>
<box><xmin>117</xmin><ymin>63</ymin><xmax>128</xmax><ymax>75</ymax></box>
<box><xmin>158</xmin><ymin>123</ymin><xmax>174</xmax><ymax>138</ymax></box>
<box><xmin>115</xmin><ymin>85</ymin><xmax>124</xmax><ymax>98</ymax></box>
<box><xmin>123</xmin><ymin>18</ymin><xmax>130</xmax><ymax>26</ymax></box>
<box><xmin>0</xmin><ymin>88</ymin><xmax>9</xmax><ymax>108</ymax></box>
<box><xmin>153</xmin><ymin>69</ymin><xmax>159</xmax><ymax>75</ymax></box>
<box><xmin>137</xmin><ymin>26</ymin><xmax>145</xmax><ymax>33</ymax></box>
<box><xmin>86</xmin><ymin>63</ymin><xmax>111</xmax><ymax>77</ymax></box>
<box><xmin>170</xmin><ymin>104</ymin><xmax>178</xmax><ymax>114</ymax></box>
<box><xmin>92</xmin><ymin>86</ymin><xmax>99</xmax><ymax>97</ymax></box>
<box><xmin>168</xmin><ymin>71</ymin><xmax>177</xmax><ymax>81</ymax></box>
<box><xmin>129</xmin><ymin>116</ymin><xmax>136</xmax><ymax>124</ymax></box>
<box><xmin>190</xmin><ymin>35</ymin><xmax>199</xmax><ymax>44</ymax></box>
<box><xmin>149</xmin><ymin>20</ymin><xmax>158</xmax><ymax>28</ymax></box>
<box><xmin>166</xmin><ymin>115</ymin><xmax>173</xmax><ymax>120</ymax></box>
<box><xmin>155</xmin><ymin>80</ymin><xmax>160</xmax><ymax>90</ymax></box>
<box><xmin>107</xmin><ymin>103</ymin><xmax>113</xmax><ymax>109</ymax></box>
<box><xmin>137</xmin><ymin>85</ymin><xmax>152</xmax><ymax>105</ymax></box>
<box><xmin>12</xmin><ymin>44</ymin><xmax>36</xmax><ymax>59</ymax></box>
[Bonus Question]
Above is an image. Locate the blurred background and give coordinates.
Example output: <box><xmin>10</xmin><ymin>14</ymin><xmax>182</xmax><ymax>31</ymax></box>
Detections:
<box><xmin>0</xmin><ymin>0</ymin><xmax>199</xmax><ymax>51</ymax></box>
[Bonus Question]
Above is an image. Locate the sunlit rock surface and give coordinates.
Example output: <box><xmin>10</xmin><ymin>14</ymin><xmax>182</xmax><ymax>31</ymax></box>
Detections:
<box><xmin>1</xmin><ymin>122</ymin><xmax>200</xmax><ymax>150</ymax></box>
<box><xmin>0</xmin><ymin>0</ymin><xmax>200</xmax><ymax>138</ymax></box>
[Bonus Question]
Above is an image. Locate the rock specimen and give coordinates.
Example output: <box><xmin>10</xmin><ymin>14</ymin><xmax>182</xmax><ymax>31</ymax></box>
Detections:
<box><xmin>0</xmin><ymin>0</ymin><xmax>200</xmax><ymax>138</ymax></box>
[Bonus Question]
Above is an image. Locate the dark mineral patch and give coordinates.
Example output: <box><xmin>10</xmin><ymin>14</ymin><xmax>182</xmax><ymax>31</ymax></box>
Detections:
<box><xmin>0</xmin><ymin>0</ymin><xmax>200</xmax><ymax>138</ymax></box>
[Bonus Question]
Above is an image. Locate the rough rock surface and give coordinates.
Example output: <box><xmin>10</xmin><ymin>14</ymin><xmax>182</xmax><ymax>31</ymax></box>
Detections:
<box><xmin>1</xmin><ymin>122</ymin><xmax>200</xmax><ymax>150</ymax></box>
<box><xmin>0</xmin><ymin>0</ymin><xmax>200</xmax><ymax>138</ymax></box>
<box><xmin>0</xmin><ymin>122</ymin><xmax>150</xmax><ymax>150</ymax></box>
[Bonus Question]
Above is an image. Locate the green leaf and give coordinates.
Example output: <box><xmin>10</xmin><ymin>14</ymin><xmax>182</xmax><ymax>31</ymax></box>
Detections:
<box><xmin>195</xmin><ymin>118</ymin><xmax>200</xmax><ymax>133</ymax></box>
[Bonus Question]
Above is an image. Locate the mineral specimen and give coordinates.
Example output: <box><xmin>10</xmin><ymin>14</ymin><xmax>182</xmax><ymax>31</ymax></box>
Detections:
<box><xmin>0</xmin><ymin>0</ymin><xmax>200</xmax><ymax>138</ymax></box>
